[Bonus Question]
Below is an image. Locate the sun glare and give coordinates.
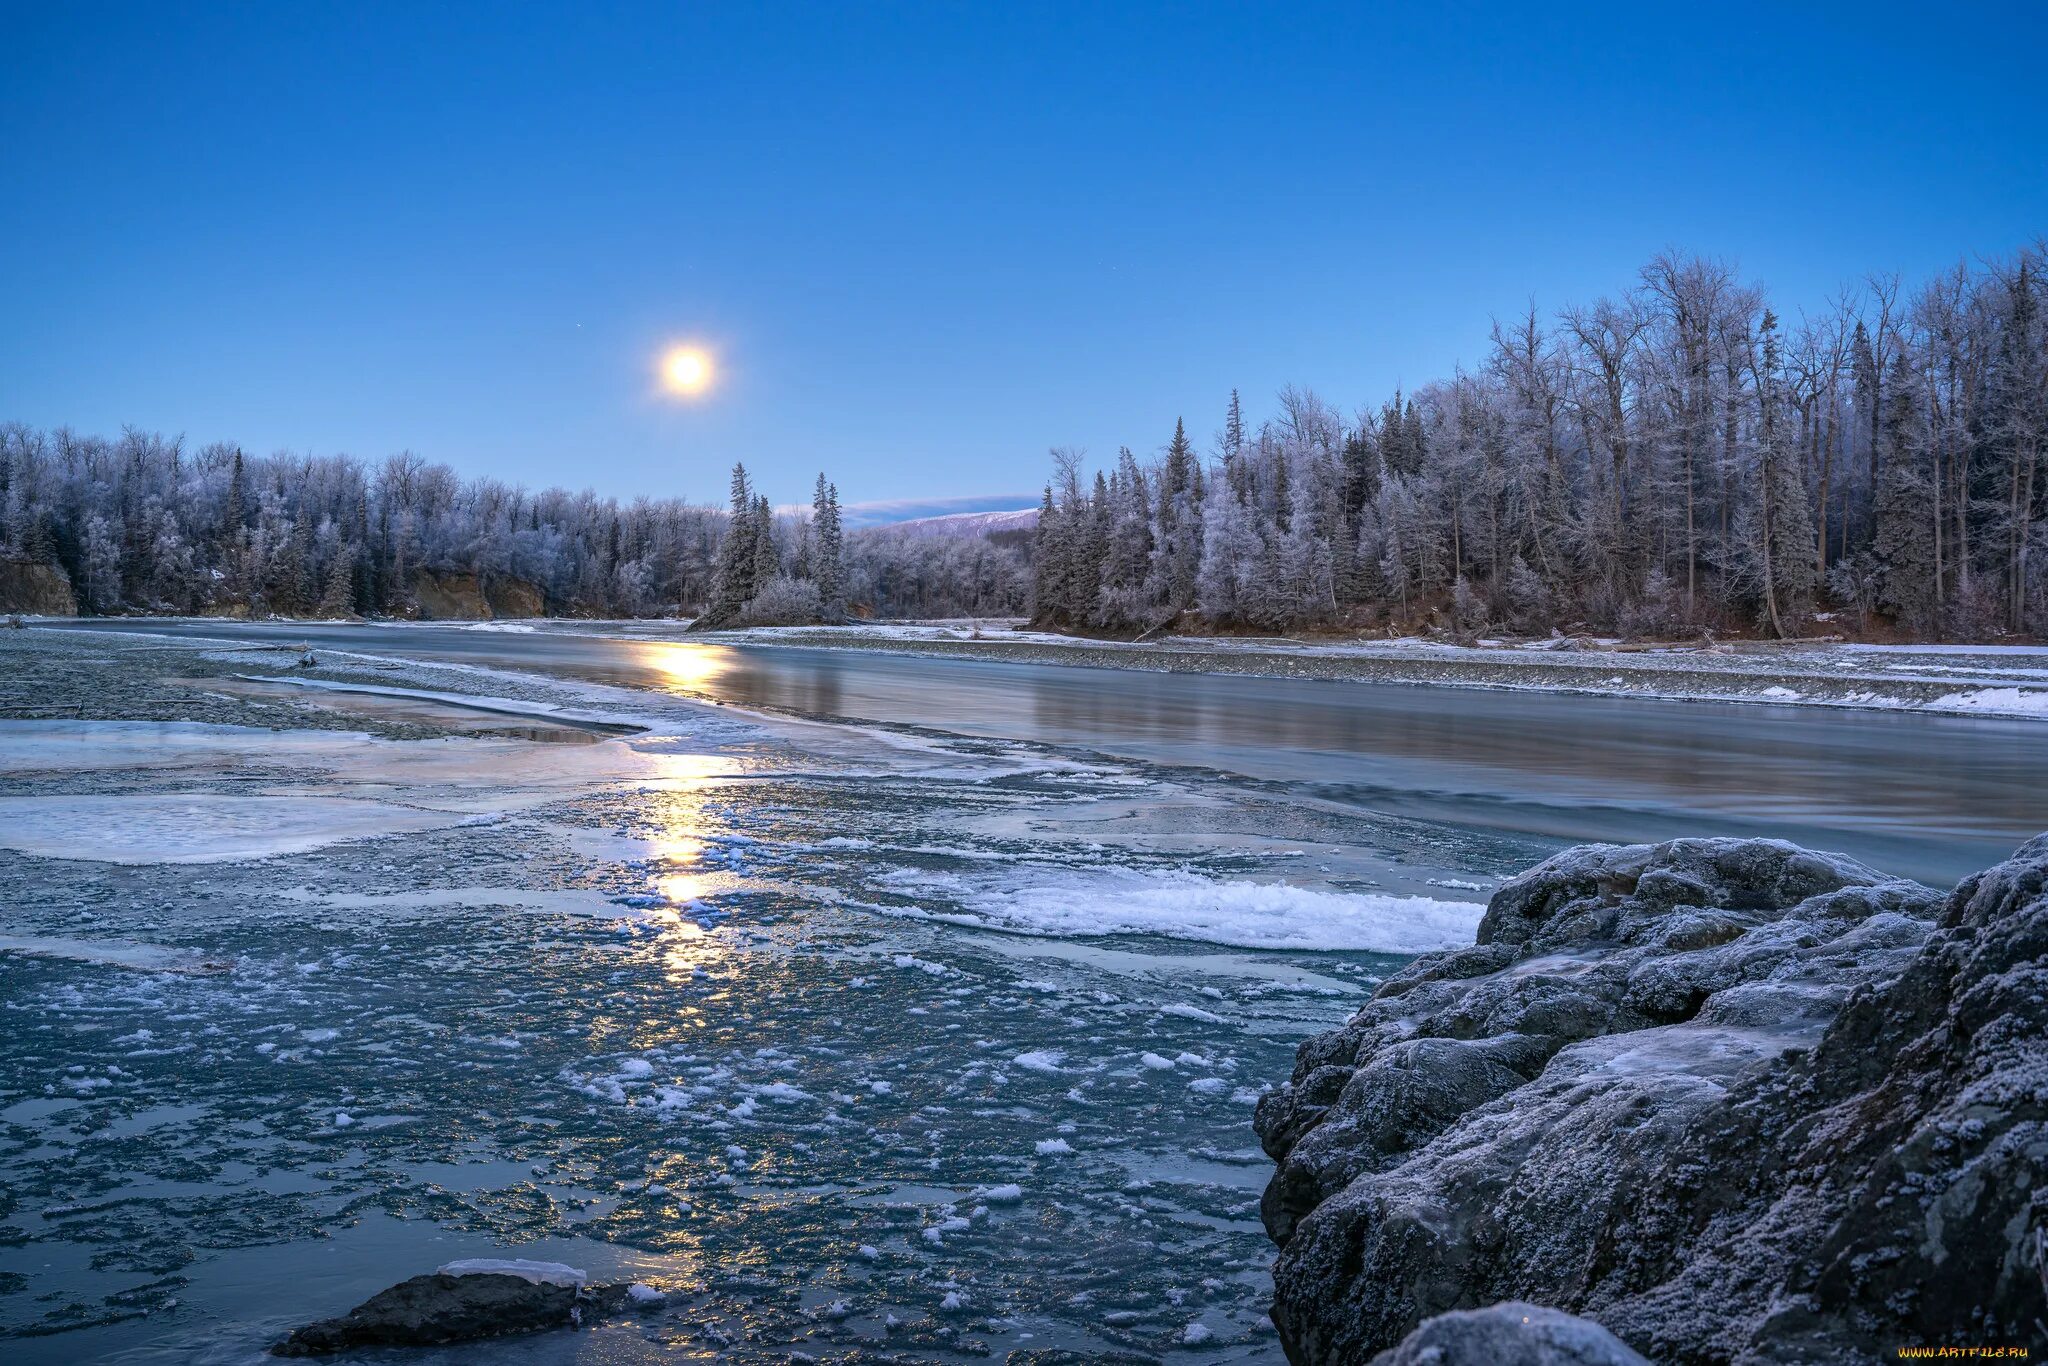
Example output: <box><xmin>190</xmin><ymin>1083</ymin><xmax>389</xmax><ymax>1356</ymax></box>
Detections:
<box><xmin>661</xmin><ymin>345</ymin><xmax>714</xmax><ymax>398</ymax></box>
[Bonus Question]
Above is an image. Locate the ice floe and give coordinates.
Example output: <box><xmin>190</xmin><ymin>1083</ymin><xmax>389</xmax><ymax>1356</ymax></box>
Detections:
<box><xmin>867</xmin><ymin>863</ymin><xmax>1484</xmax><ymax>953</ymax></box>
<box><xmin>0</xmin><ymin>934</ymin><xmax>229</xmax><ymax>973</ymax></box>
<box><xmin>0</xmin><ymin>794</ymin><xmax>472</xmax><ymax>863</ymax></box>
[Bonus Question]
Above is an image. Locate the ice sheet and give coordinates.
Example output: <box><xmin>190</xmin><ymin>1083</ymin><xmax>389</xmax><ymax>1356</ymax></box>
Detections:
<box><xmin>0</xmin><ymin>794</ymin><xmax>472</xmax><ymax>863</ymax></box>
<box><xmin>866</xmin><ymin>863</ymin><xmax>1484</xmax><ymax>953</ymax></box>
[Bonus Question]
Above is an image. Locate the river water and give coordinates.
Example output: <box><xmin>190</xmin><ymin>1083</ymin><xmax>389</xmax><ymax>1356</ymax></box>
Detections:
<box><xmin>2</xmin><ymin>621</ymin><xmax>2041</xmax><ymax>1362</ymax></box>
<box><xmin>46</xmin><ymin>619</ymin><xmax>2047</xmax><ymax>884</ymax></box>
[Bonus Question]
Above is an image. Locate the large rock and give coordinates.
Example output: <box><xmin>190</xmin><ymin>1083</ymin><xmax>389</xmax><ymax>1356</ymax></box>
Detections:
<box><xmin>1369</xmin><ymin>1302</ymin><xmax>1648</xmax><ymax>1365</ymax></box>
<box><xmin>0</xmin><ymin>555</ymin><xmax>77</xmax><ymax>615</ymax></box>
<box><xmin>1257</xmin><ymin>834</ymin><xmax>2048</xmax><ymax>1363</ymax></box>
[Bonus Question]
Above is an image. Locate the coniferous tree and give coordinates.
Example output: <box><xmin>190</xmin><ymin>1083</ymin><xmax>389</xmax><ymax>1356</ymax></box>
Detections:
<box><xmin>222</xmin><ymin>448</ymin><xmax>247</xmax><ymax>540</ymax></box>
<box><xmin>318</xmin><ymin>545</ymin><xmax>357</xmax><ymax>617</ymax></box>
<box><xmin>1029</xmin><ymin>484</ymin><xmax>1060</xmax><ymax>624</ymax></box>
<box><xmin>1751</xmin><ymin>309</ymin><xmax>1818</xmax><ymax>635</ymax></box>
<box><xmin>1872</xmin><ymin>356</ymin><xmax>1939</xmax><ymax>630</ymax></box>
<box><xmin>695</xmin><ymin>463</ymin><xmax>759</xmax><ymax>628</ymax></box>
<box><xmin>811</xmin><ymin>472</ymin><xmax>846</xmax><ymax>616</ymax></box>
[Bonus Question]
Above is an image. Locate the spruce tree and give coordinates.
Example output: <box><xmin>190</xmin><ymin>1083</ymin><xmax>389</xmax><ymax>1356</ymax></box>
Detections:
<box><xmin>750</xmin><ymin>494</ymin><xmax>779</xmax><ymax>590</ymax></box>
<box><xmin>1159</xmin><ymin>419</ymin><xmax>1202</xmax><ymax>608</ymax></box>
<box><xmin>223</xmin><ymin>449</ymin><xmax>247</xmax><ymax>538</ymax></box>
<box><xmin>695</xmin><ymin>463</ymin><xmax>758</xmax><ymax>628</ymax></box>
<box><xmin>812</xmin><ymin>472</ymin><xmax>846</xmax><ymax>616</ymax></box>
<box><xmin>1753</xmin><ymin>310</ymin><xmax>1817</xmax><ymax>636</ymax></box>
<box><xmin>1872</xmin><ymin>356</ymin><xmax>1937</xmax><ymax>630</ymax></box>
<box><xmin>1030</xmin><ymin>485</ymin><xmax>1061</xmax><ymax>625</ymax></box>
<box><xmin>318</xmin><ymin>546</ymin><xmax>357</xmax><ymax>617</ymax></box>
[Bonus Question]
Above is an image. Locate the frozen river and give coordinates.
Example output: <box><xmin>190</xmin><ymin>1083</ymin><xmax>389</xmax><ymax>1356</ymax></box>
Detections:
<box><xmin>1</xmin><ymin>621</ymin><xmax>2042</xmax><ymax>1361</ymax></box>
<box><xmin>45</xmin><ymin>618</ymin><xmax>2048</xmax><ymax>884</ymax></box>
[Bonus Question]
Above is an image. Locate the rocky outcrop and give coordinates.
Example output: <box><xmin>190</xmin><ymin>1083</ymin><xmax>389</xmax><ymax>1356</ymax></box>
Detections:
<box><xmin>484</xmin><ymin>574</ymin><xmax>544</xmax><ymax>618</ymax></box>
<box><xmin>0</xmin><ymin>555</ymin><xmax>78</xmax><ymax>615</ymax></box>
<box><xmin>273</xmin><ymin>1260</ymin><xmax>655</xmax><ymax>1355</ymax></box>
<box><xmin>405</xmin><ymin>570</ymin><xmax>546</xmax><ymax>620</ymax></box>
<box><xmin>1256</xmin><ymin>834</ymin><xmax>2048</xmax><ymax>1364</ymax></box>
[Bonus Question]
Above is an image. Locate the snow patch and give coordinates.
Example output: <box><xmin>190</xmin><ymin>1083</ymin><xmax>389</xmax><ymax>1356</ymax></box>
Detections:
<box><xmin>1932</xmin><ymin>686</ymin><xmax>2048</xmax><ymax>717</ymax></box>
<box><xmin>436</xmin><ymin>1258</ymin><xmax>588</xmax><ymax>1286</ymax></box>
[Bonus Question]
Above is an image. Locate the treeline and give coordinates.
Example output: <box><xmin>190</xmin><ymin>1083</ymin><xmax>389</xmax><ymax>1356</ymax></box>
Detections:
<box><xmin>8</xmin><ymin>244</ymin><xmax>2042</xmax><ymax>638</ymax></box>
<box><xmin>1033</xmin><ymin>247</ymin><xmax>2048</xmax><ymax>639</ymax></box>
<box><xmin>0</xmin><ymin>429</ymin><xmax>1031</xmax><ymax>622</ymax></box>
<box><xmin>0</xmin><ymin>430</ymin><xmax>728</xmax><ymax>617</ymax></box>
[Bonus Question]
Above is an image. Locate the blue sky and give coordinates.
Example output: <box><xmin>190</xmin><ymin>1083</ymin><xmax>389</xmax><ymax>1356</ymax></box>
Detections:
<box><xmin>3</xmin><ymin>2</ymin><xmax>2043</xmax><ymax>516</ymax></box>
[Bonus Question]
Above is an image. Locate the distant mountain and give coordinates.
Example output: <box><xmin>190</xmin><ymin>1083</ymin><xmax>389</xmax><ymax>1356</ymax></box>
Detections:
<box><xmin>836</xmin><ymin>493</ymin><xmax>1040</xmax><ymax>529</ymax></box>
<box><xmin>866</xmin><ymin>507</ymin><xmax>1039</xmax><ymax>540</ymax></box>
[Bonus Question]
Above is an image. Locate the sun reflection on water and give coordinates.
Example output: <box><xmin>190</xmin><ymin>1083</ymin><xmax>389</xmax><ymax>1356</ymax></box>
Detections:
<box><xmin>627</xmin><ymin>782</ymin><xmax>739</xmax><ymax>997</ymax></box>
<box><xmin>655</xmin><ymin>871</ymin><xmax>711</xmax><ymax>904</ymax></box>
<box><xmin>635</xmin><ymin>641</ymin><xmax>735</xmax><ymax>698</ymax></box>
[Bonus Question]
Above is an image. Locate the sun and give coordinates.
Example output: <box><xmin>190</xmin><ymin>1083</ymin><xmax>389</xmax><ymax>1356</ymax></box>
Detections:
<box><xmin>661</xmin><ymin>345</ymin><xmax>714</xmax><ymax>398</ymax></box>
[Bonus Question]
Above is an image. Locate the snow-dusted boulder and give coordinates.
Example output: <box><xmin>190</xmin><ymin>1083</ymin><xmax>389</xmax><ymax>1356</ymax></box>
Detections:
<box><xmin>271</xmin><ymin>1260</ymin><xmax>648</xmax><ymax>1355</ymax></box>
<box><xmin>1257</xmin><ymin>834</ymin><xmax>2048</xmax><ymax>1363</ymax></box>
<box><xmin>1368</xmin><ymin>1302</ymin><xmax>1648</xmax><ymax>1365</ymax></box>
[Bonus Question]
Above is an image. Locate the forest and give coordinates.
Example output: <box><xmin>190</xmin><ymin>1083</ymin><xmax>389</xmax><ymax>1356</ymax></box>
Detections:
<box><xmin>1034</xmin><ymin>247</ymin><xmax>2048</xmax><ymax>640</ymax></box>
<box><xmin>0</xmin><ymin>431</ymin><xmax>1025</xmax><ymax>624</ymax></box>
<box><xmin>4</xmin><ymin>246</ymin><xmax>2043</xmax><ymax>639</ymax></box>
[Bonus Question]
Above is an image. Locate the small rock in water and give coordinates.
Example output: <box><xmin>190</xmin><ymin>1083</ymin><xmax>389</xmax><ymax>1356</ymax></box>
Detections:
<box><xmin>272</xmin><ymin>1261</ymin><xmax>632</xmax><ymax>1356</ymax></box>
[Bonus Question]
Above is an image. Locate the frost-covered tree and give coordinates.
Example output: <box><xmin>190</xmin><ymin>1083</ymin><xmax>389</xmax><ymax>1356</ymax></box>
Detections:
<box><xmin>810</xmin><ymin>473</ymin><xmax>846</xmax><ymax>616</ymax></box>
<box><xmin>1018</xmin><ymin>243</ymin><xmax>2045</xmax><ymax>642</ymax></box>
<box><xmin>694</xmin><ymin>464</ymin><xmax>761</xmax><ymax>629</ymax></box>
<box><xmin>4</xmin><ymin>243</ymin><xmax>2042</xmax><ymax>641</ymax></box>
